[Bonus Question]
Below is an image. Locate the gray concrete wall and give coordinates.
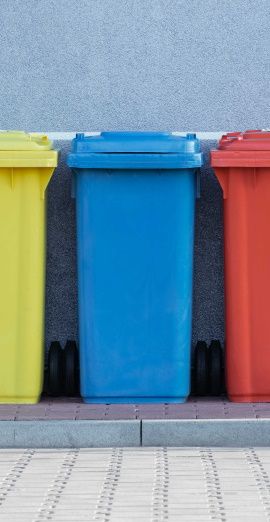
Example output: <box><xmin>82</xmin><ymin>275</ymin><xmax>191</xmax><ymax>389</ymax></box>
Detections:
<box><xmin>0</xmin><ymin>0</ymin><xmax>269</xmax><ymax>348</ymax></box>
<box><xmin>0</xmin><ymin>0</ymin><xmax>269</xmax><ymax>131</ymax></box>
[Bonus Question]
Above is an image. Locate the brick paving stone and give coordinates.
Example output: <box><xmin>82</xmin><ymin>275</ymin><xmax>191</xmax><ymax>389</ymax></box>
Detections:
<box><xmin>136</xmin><ymin>404</ymin><xmax>167</xmax><ymax>411</ymax></box>
<box><xmin>104</xmin><ymin>414</ymin><xmax>136</xmax><ymax>420</ymax></box>
<box><xmin>75</xmin><ymin>412</ymin><xmax>106</xmax><ymax>420</ymax></box>
<box><xmin>106</xmin><ymin>404</ymin><xmax>136</xmax><ymax>411</ymax></box>
<box><xmin>165</xmin><ymin>413</ymin><xmax>197</xmax><ymax>420</ymax></box>
<box><xmin>77</xmin><ymin>404</ymin><xmax>107</xmax><ymax>412</ymax></box>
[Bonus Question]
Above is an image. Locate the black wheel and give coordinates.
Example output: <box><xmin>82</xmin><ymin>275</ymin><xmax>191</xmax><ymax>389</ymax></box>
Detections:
<box><xmin>48</xmin><ymin>341</ymin><xmax>64</xmax><ymax>396</ymax></box>
<box><xmin>209</xmin><ymin>340</ymin><xmax>223</xmax><ymax>396</ymax></box>
<box><xmin>64</xmin><ymin>340</ymin><xmax>79</xmax><ymax>396</ymax></box>
<box><xmin>194</xmin><ymin>341</ymin><xmax>208</xmax><ymax>396</ymax></box>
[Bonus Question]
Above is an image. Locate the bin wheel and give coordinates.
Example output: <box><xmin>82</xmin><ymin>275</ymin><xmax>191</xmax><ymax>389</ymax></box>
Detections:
<box><xmin>64</xmin><ymin>340</ymin><xmax>79</xmax><ymax>396</ymax></box>
<box><xmin>209</xmin><ymin>340</ymin><xmax>223</xmax><ymax>396</ymax></box>
<box><xmin>48</xmin><ymin>342</ymin><xmax>64</xmax><ymax>396</ymax></box>
<box><xmin>194</xmin><ymin>341</ymin><xmax>208</xmax><ymax>396</ymax></box>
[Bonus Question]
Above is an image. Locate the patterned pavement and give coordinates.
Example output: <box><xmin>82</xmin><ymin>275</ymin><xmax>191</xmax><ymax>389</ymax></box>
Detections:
<box><xmin>0</xmin><ymin>447</ymin><xmax>270</xmax><ymax>521</ymax></box>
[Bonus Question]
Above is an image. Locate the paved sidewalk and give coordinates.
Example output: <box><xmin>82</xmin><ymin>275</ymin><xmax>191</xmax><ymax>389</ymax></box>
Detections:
<box><xmin>1</xmin><ymin>397</ymin><xmax>270</xmax><ymax>421</ymax></box>
<box><xmin>0</xmin><ymin>447</ymin><xmax>270</xmax><ymax>521</ymax></box>
<box><xmin>2</xmin><ymin>398</ymin><xmax>270</xmax><ymax>448</ymax></box>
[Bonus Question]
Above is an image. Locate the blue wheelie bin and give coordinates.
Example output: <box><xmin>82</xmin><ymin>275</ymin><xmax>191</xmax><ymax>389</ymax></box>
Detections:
<box><xmin>67</xmin><ymin>132</ymin><xmax>202</xmax><ymax>403</ymax></box>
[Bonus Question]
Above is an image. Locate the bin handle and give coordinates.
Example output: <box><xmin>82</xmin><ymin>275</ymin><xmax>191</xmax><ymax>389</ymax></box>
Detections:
<box><xmin>214</xmin><ymin>168</ymin><xmax>228</xmax><ymax>199</ymax></box>
<box><xmin>4</xmin><ymin>168</ymin><xmax>54</xmax><ymax>198</ymax></box>
<box><xmin>40</xmin><ymin>168</ymin><xmax>55</xmax><ymax>199</ymax></box>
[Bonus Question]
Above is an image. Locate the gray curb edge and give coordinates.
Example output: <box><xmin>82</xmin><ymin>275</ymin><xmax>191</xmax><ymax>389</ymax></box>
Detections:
<box><xmin>0</xmin><ymin>419</ymin><xmax>269</xmax><ymax>448</ymax></box>
<box><xmin>142</xmin><ymin>419</ymin><xmax>270</xmax><ymax>447</ymax></box>
<box><xmin>0</xmin><ymin>421</ymin><xmax>141</xmax><ymax>449</ymax></box>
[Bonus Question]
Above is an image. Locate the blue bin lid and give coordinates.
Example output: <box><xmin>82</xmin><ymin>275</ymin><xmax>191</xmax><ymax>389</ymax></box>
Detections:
<box><xmin>67</xmin><ymin>132</ymin><xmax>203</xmax><ymax>169</ymax></box>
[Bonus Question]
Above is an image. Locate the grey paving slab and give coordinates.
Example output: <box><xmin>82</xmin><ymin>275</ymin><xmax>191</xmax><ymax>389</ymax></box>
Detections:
<box><xmin>0</xmin><ymin>447</ymin><xmax>267</xmax><ymax>521</ymax></box>
<box><xmin>0</xmin><ymin>421</ymin><xmax>140</xmax><ymax>448</ymax></box>
<box><xmin>142</xmin><ymin>419</ymin><xmax>270</xmax><ymax>447</ymax></box>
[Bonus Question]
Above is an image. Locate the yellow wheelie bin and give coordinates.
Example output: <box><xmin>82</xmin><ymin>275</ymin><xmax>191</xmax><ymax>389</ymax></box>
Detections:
<box><xmin>0</xmin><ymin>131</ymin><xmax>58</xmax><ymax>403</ymax></box>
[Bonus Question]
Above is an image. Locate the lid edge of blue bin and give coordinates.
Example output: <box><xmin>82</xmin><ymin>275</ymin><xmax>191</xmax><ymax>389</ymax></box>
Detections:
<box><xmin>67</xmin><ymin>152</ymin><xmax>203</xmax><ymax>169</ymax></box>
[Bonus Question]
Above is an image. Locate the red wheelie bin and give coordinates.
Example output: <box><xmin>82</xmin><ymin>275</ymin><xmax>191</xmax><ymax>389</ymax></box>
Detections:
<box><xmin>211</xmin><ymin>130</ymin><xmax>270</xmax><ymax>402</ymax></box>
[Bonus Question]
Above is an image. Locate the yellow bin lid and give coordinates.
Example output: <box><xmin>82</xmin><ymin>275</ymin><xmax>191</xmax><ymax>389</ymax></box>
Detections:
<box><xmin>0</xmin><ymin>131</ymin><xmax>58</xmax><ymax>167</ymax></box>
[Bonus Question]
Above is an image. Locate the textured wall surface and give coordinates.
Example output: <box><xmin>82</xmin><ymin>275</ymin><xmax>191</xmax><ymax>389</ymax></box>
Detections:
<box><xmin>0</xmin><ymin>0</ymin><xmax>269</xmax><ymax>131</ymax></box>
<box><xmin>0</xmin><ymin>0</ymin><xmax>268</xmax><ymax>349</ymax></box>
<box><xmin>45</xmin><ymin>139</ymin><xmax>224</xmax><ymax>349</ymax></box>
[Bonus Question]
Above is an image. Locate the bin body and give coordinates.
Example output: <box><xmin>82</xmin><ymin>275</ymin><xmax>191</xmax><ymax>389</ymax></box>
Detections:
<box><xmin>211</xmin><ymin>130</ymin><xmax>270</xmax><ymax>402</ymax></box>
<box><xmin>68</xmin><ymin>132</ymin><xmax>202</xmax><ymax>403</ymax></box>
<box><xmin>0</xmin><ymin>132</ymin><xmax>58</xmax><ymax>403</ymax></box>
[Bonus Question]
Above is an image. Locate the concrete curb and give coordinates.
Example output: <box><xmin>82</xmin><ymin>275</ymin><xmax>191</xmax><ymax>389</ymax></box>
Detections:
<box><xmin>1</xmin><ymin>418</ymin><xmax>270</xmax><ymax>447</ymax></box>
<box><xmin>0</xmin><ymin>420</ymin><xmax>141</xmax><ymax>448</ymax></box>
<box><xmin>142</xmin><ymin>419</ymin><xmax>270</xmax><ymax>447</ymax></box>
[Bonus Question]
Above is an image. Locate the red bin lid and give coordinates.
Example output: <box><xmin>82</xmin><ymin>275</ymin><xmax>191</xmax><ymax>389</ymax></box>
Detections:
<box><xmin>211</xmin><ymin>130</ymin><xmax>270</xmax><ymax>167</ymax></box>
<box><xmin>219</xmin><ymin>130</ymin><xmax>270</xmax><ymax>150</ymax></box>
